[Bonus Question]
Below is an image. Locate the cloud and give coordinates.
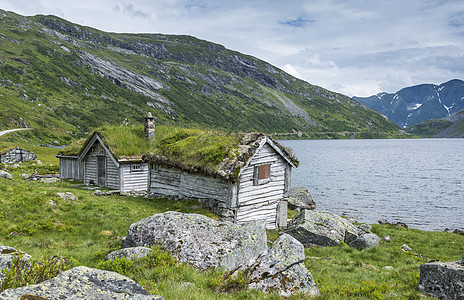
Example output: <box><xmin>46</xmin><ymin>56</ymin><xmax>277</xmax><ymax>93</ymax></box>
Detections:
<box><xmin>282</xmin><ymin>64</ymin><xmax>303</xmax><ymax>79</ymax></box>
<box><xmin>280</xmin><ymin>17</ymin><xmax>314</xmax><ymax>28</ymax></box>
<box><xmin>113</xmin><ymin>2</ymin><xmax>150</xmax><ymax>19</ymax></box>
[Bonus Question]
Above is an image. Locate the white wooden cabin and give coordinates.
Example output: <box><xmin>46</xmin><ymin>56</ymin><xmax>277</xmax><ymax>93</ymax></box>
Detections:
<box><xmin>146</xmin><ymin>136</ymin><xmax>297</xmax><ymax>229</ymax></box>
<box><xmin>57</xmin><ymin>133</ymin><xmax>149</xmax><ymax>192</ymax></box>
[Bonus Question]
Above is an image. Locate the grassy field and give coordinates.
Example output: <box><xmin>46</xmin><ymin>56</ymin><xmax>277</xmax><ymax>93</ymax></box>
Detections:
<box><xmin>1</xmin><ymin>144</ymin><xmax>463</xmax><ymax>299</ymax></box>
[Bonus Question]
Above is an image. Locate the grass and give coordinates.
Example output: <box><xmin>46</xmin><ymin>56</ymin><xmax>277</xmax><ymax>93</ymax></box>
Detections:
<box><xmin>1</xmin><ymin>143</ymin><xmax>463</xmax><ymax>299</ymax></box>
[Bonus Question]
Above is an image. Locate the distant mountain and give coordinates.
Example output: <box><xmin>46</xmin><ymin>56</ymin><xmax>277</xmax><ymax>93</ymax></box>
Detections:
<box><xmin>0</xmin><ymin>10</ymin><xmax>399</xmax><ymax>144</ymax></box>
<box><xmin>405</xmin><ymin>110</ymin><xmax>464</xmax><ymax>138</ymax></box>
<box><xmin>353</xmin><ymin>79</ymin><xmax>464</xmax><ymax>128</ymax></box>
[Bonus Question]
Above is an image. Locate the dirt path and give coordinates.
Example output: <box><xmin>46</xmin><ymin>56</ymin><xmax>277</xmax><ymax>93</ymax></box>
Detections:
<box><xmin>0</xmin><ymin>128</ymin><xmax>32</xmax><ymax>137</ymax></box>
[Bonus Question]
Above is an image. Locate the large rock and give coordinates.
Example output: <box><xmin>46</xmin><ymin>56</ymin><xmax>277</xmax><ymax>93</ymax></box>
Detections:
<box><xmin>0</xmin><ymin>170</ymin><xmax>12</xmax><ymax>179</ymax></box>
<box><xmin>106</xmin><ymin>247</ymin><xmax>153</xmax><ymax>261</ymax></box>
<box><xmin>233</xmin><ymin>233</ymin><xmax>319</xmax><ymax>297</ymax></box>
<box><xmin>348</xmin><ymin>233</ymin><xmax>381</xmax><ymax>250</ymax></box>
<box><xmin>0</xmin><ymin>245</ymin><xmax>32</xmax><ymax>284</ymax></box>
<box><xmin>122</xmin><ymin>211</ymin><xmax>267</xmax><ymax>271</ymax></box>
<box><xmin>0</xmin><ymin>266</ymin><xmax>163</xmax><ymax>299</ymax></box>
<box><xmin>285</xmin><ymin>210</ymin><xmax>360</xmax><ymax>247</ymax></box>
<box><xmin>284</xmin><ymin>187</ymin><xmax>316</xmax><ymax>211</ymax></box>
<box><xmin>419</xmin><ymin>258</ymin><xmax>464</xmax><ymax>299</ymax></box>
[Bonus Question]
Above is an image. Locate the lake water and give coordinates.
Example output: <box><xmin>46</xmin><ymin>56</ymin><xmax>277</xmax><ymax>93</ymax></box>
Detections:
<box><xmin>279</xmin><ymin>139</ymin><xmax>464</xmax><ymax>231</ymax></box>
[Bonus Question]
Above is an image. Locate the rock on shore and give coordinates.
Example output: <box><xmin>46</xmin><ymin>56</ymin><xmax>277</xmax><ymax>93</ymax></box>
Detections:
<box><xmin>419</xmin><ymin>258</ymin><xmax>464</xmax><ymax>299</ymax></box>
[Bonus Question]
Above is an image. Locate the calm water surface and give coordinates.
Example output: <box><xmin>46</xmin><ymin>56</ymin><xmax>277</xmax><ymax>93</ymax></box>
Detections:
<box><xmin>279</xmin><ymin>139</ymin><xmax>464</xmax><ymax>231</ymax></box>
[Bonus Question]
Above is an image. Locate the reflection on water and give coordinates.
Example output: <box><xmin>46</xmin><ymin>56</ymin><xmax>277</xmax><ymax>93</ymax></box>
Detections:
<box><xmin>279</xmin><ymin>139</ymin><xmax>464</xmax><ymax>231</ymax></box>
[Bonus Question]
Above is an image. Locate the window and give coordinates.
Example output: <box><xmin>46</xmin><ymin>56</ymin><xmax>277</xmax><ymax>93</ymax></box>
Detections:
<box><xmin>254</xmin><ymin>164</ymin><xmax>271</xmax><ymax>185</ymax></box>
<box><xmin>130</xmin><ymin>163</ymin><xmax>143</xmax><ymax>172</ymax></box>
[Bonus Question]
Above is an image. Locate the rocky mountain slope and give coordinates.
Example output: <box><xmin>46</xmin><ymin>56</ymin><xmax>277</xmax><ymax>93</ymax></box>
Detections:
<box><xmin>353</xmin><ymin>79</ymin><xmax>464</xmax><ymax>128</ymax></box>
<box><xmin>0</xmin><ymin>10</ymin><xmax>399</xmax><ymax>144</ymax></box>
<box><xmin>405</xmin><ymin>109</ymin><xmax>464</xmax><ymax>138</ymax></box>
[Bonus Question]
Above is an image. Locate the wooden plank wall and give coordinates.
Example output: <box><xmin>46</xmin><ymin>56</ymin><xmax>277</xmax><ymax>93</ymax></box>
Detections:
<box><xmin>59</xmin><ymin>158</ymin><xmax>84</xmax><ymax>181</ymax></box>
<box><xmin>120</xmin><ymin>163</ymin><xmax>149</xmax><ymax>192</ymax></box>
<box><xmin>105</xmin><ymin>156</ymin><xmax>120</xmax><ymax>190</ymax></box>
<box><xmin>84</xmin><ymin>145</ymin><xmax>98</xmax><ymax>185</ymax></box>
<box><xmin>237</xmin><ymin>143</ymin><xmax>288</xmax><ymax>229</ymax></box>
<box><xmin>149</xmin><ymin>165</ymin><xmax>231</xmax><ymax>205</ymax></box>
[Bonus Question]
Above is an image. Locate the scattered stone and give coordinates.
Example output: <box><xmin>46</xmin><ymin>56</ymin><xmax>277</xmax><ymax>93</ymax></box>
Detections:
<box><xmin>349</xmin><ymin>233</ymin><xmax>381</xmax><ymax>250</ymax></box>
<box><xmin>384</xmin><ymin>235</ymin><xmax>391</xmax><ymax>242</ymax></box>
<box><xmin>231</xmin><ymin>233</ymin><xmax>319</xmax><ymax>297</ymax></box>
<box><xmin>9</xmin><ymin>163</ymin><xmax>20</xmax><ymax>169</ymax></box>
<box><xmin>284</xmin><ymin>187</ymin><xmax>316</xmax><ymax>211</ymax></box>
<box><xmin>122</xmin><ymin>211</ymin><xmax>267</xmax><ymax>271</ymax></box>
<box><xmin>419</xmin><ymin>259</ymin><xmax>464</xmax><ymax>299</ymax></box>
<box><xmin>0</xmin><ymin>266</ymin><xmax>163</xmax><ymax>299</ymax></box>
<box><xmin>0</xmin><ymin>245</ymin><xmax>32</xmax><ymax>284</ymax></box>
<box><xmin>20</xmin><ymin>173</ymin><xmax>29</xmax><ymax>178</ymax></box>
<box><xmin>106</xmin><ymin>247</ymin><xmax>153</xmax><ymax>261</ymax></box>
<box><xmin>378</xmin><ymin>219</ymin><xmax>408</xmax><ymax>228</ymax></box>
<box><xmin>94</xmin><ymin>189</ymin><xmax>121</xmax><ymax>196</ymax></box>
<box><xmin>39</xmin><ymin>177</ymin><xmax>59</xmax><ymax>183</ymax></box>
<box><xmin>47</xmin><ymin>199</ymin><xmax>57</xmax><ymax>206</ymax></box>
<box><xmin>120</xmin><ymin>190</ymin><xmax>146</xmax><ymax>197</ymax></box>
<box><xmin>453</xmin><ymin>229</ymin><xmax>464</xmax><ymax>235</ymax></box>
<box><xmin>56</xmin><ymin>192</ymin><xmax>77</xmax><ymax>201</ymax></box>
<box><xmin>401</xmin><ymin>244</ymin><xmax>412</xmax><ymax>251</ymax></box>
<box><xmin>0</xmin><ymin>170</ymin><xmax>12</xmax><ymax>179</ymax></box>
<box><xmin>284</xmin><ymin>210</ymin><xmax>361</xmax><ymax>247</ymax></box>
<box><xmin>37</xmin><ymin>160</ymin><xmax>43</xmax><ymax>166</ymax></box>
<box><xmin>382</xmin><ymin>266</ymin><xmax>394</xmax><ymax>270</ymax></box>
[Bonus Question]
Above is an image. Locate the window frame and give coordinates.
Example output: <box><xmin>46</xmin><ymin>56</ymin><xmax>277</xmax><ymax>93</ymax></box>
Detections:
<box><xmin>130</xmin><ymin>163</ymin><xmax>143</xmax><ymax>173</ymax></box>
<box><xmin>253</xmin><ymin>163</ymin><xmax>271</xmax><ymax>186</ymax></box>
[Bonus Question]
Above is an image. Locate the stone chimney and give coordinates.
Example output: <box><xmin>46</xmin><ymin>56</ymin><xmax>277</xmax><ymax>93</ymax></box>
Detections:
<box><xmin>144</xmin><ymin>112</ymin><xmax>155</xmax><ymax>141</ymax></box>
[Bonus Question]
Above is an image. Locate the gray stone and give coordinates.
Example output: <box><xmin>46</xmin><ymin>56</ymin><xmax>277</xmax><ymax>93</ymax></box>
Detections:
<box><xmin>0</xmin><ymin>245</ymin><xmax>32</xmax><ymax>284</ymax></box>
<box><xmin>0</xmin><ymin>266</ymin><xmax>163</xmax><ymax>299</ymax></box>
<box><xmin>39</xmin><ymin>177</ymin><xmax>59</xmax><ymax>183</ymax></box>
<box><xmin>123</xmin><ymin>211</ymin><xmax>267</xmax><ymax>271</ymax></box>
<box><xmin>384</xmin><ymin>235</ymin><xmax>391</xmax><ymax>242</ymax></box>
<box><xmin>284</xmin><ymin>210</ymin><xmax>360</xmax><ymax>247</ymax></box>
<box><xmin>0</xmin><ymin>170</ymin><xmax>12</xmax><ymax>179</ymax></box>
<box><xmin>233</xmin><ymin>234</ymin><xmax>319</xmax><ymax>297</ymax></box>
<box><xmin>284</xmin><ymin>187</ymin><xmax>316</xmax><ymax>211</ymax></box>
<box><xmin>357</xmin><ymin>224</ymin><xmax>372</xmax><ymax>234</ymax></box>
<box><xmin>56</xmin><ymin>192</ymin><xmax>77</xmax><ymax>201</ymax></box>
<box><xmin>402</xmin><ymin>244</ymin><xmax>412</xmax><ymax>251</ymax></box>
<box><xmin>106</xmin><ymin>247</ymin><xmax>153</xmax><ymax>261</ymax></box>
<box><xmin>419</xmin><ymin>260</ymin><xmax>464</xmax><ymax>299</ymax></box>
<box><xmin>348</xmin><ymin>233</ymin><xmax>381</xmax><ymax>250</ymax></box>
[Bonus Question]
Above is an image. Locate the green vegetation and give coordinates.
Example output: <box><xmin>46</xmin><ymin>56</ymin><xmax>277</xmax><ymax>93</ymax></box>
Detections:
<box><xmin>0</xmin><ymin>9</ymin><xmax>401</xmax><ymax>147</ymax></box>
<box><xmin>1</xmin><ymin>143</ymin><xmax>463</xmax><ymax>299</ymax></box>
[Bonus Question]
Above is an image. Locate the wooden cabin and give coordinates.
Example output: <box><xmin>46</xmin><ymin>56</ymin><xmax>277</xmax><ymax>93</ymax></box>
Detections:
<box><xmin>0</xmin><ymin>146</ymin><xmax>37</xmax><ymax>164</ymax></box>
<box><xmin>57</xmin><ymin>115</ymin><xmax>298</xmax><ymax>229</ymax></box>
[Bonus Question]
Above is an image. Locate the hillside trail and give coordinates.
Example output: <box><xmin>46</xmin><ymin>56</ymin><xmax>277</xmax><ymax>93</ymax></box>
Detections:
<box><xmin>0</xmin><ymin>128</ymin><xmax>32</xmax><ymax>137</ymax></box>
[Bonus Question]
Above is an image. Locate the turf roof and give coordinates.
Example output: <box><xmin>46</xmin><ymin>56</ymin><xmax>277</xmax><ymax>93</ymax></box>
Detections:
<box><xmin>58</xmin><ymin>125</ymin><xmax>298</xmax><ymax>181</ymax></box>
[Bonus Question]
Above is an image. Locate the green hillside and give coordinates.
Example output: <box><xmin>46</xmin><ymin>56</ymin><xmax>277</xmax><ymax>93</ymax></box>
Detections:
<box><xmin>405</xmin><ymin>110</ymin><xmax>464</xmax><ymax>138</ymax></box>
<box><xmin>0</xmin><ymin>10</ymin><xmax>399</xmax><ymax>144</ymax></box>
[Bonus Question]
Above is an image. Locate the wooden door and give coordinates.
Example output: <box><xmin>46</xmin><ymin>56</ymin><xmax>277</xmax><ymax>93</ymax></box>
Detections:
<box><xmin>97</xmin><ymin>156</ymin><xmax>106</xmax><ymax>186</ymax></box>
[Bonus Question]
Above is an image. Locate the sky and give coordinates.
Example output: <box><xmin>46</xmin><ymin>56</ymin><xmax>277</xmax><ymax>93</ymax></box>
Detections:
<box><xmin>1</xmin><ymin>0</ymin><xmax>464</xmax><ymax>97</ymax></box>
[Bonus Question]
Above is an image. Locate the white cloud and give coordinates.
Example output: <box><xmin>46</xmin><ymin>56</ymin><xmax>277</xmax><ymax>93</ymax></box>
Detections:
<box><xmin>282</xmin><ymin>64</ymin><xmax>303</xmax><ymax>79</ymax></box>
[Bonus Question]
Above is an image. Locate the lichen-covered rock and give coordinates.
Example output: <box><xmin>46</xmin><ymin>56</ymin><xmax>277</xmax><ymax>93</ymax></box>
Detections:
<box><xmin>234</xmin><ymin>234</ymin><xmax>319</xmax><ymax>297</ymax></box>
<box><xmin>0</xmin><ymin>170</ymin><xmax>12</xmax><ymax>179</ymax></box>
<box><xmin>284</xmin><ymin>210</ymin><xmax>360</xmax><ymax>247</ymax></box>
<box><xmin>122</xmin><ymin>211</ymin><xmax>267</xmax><ymax>271</ymax></box>
<box><xmin>419</xmin><ymin>259</ymin><xmax>464</xmax><ymax>299</ymax></box>
<box><xmin>0</xmin><ymin>245</ymin><xmax>32</xmax><ymax>284</ymax></box>
<box><xmin>348</xmin><ymin>233</ymin><xmax>381</xmax><ymax>250</ymax></box>
<box><xmin>56</xmin><ymin>192</ymin><xmax>77</xmax><ymax>201</ymax></box>
<box><xmin>106</xmin><ymin>247</ymin><xmax>153</xmax><ymax>261</ymax></box>
<box><xmin>0</xmin><ymin>266</ymin><xmax>164</xmax><ymax>299</ymax></box>
<box><xmin>284</xmin><ymin>187</ymin><xmax>316</xmax><ymax>211</ymax></box>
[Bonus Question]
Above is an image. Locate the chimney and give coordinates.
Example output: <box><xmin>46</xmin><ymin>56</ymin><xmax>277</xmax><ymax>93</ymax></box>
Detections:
<box><xmin>144</xmin><ymin>112</ymin><xmax>155</xmax><ymax>141</ymax></box>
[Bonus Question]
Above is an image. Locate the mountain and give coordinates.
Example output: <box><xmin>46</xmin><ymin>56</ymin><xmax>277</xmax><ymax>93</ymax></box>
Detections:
<box><xmin>0</xmin><ymin>10</ymin><xmax>399</xmax><ymax>144</ymax></box>
<box><xmin>353</xmin><ymin>79</ymin><xmax>464</xmax><ymax>128</ymax></box>
<box><xmin>405</xmin><ymin>109</ymin><xmax>464</xmax><ymax>138</ymax></box>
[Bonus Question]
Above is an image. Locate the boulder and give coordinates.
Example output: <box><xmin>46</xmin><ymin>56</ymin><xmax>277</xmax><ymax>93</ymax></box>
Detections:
<box><xmin>106</xmin><ymin>247</ymin><xmax>153</xmax><ymax>261</ymax></box>
<box><xmin>39</xmin><ymin>177</ymin><xmax>59</xmax><ymax>183</ymax></box>
<box><xmin>122</xmin><ymin>211</ymin><xmax>267</xmax><ymax>271</ymax></box>
<box><xmin>56</xmin><ymin>192</ymin><xmax>77</xmax><ymax>201</ymax></box>
<box><xmin>284</xmin><ymin>187</ymin><xmax>316</xmax><ymax>211</ymax></box>
<box><xmin>348</xmin><ymin>233</ymin><xmax>381</xmax><ymax>250</ymax></box>
<box><xmin>0</xmin><ymin>245</ymin><xmax>32</xmax><ymax>284</ymax></box>
<box><xmin>233</xmin><ymin>233</ymin><xmax>319</xmax><ymax>297</ymax></box>
<box><xmin>284</xmin><ymin>210</ymin><xmax>361</xmax><ymax>247</ymax></box>
<box><xmin>419</xmin><ymin>259</ymin><xmax>464</xmax><ymax>299</ymax></box>
<box><xmin>0</xmin><ymin>266</ymin><xmax>163</xmax><ymax>299</ymax></box>
<box><xmin>0</xmin><ymin>170</ymin><xmax>12</xmax><ymax>179</ymax></box>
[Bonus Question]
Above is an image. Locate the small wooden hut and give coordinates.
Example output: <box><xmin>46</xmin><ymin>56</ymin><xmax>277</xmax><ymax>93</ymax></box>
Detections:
<box><xmin>57</xmin><ymin>115</ymin><xmax>298</xmax><ymax>229</ymax></box>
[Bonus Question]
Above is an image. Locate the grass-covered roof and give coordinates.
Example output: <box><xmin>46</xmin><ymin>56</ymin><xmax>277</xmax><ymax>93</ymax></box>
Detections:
<box><xmin>58</xmin><ymin>125</ymin><xmax>298</xmax><ymax>181</ymax></box>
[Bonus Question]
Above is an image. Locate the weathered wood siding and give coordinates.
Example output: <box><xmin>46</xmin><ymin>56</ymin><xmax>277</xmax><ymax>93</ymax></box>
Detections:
<box><xmin>59</xmin><ymin>157</ymin><xmax>84</xmax><ymax>181</ymax></box>
<box><xmin>149</xmin><ymin>165</ymin><xmax>231</xmax><ymax>205</ymax></box>
<box><xmin>120</xmin><ymin>163</ymin><xmax>149</xmax><ymax>192</ymax></box>
<box><xmin>83</xmin><ymin>143</ymin><xmax>120</xmax><ymax>189</ymax></box>
<box><xmin>237</xmin><ymin>143</ymin><xmax>288</xmax><ymax>229</ymax></box>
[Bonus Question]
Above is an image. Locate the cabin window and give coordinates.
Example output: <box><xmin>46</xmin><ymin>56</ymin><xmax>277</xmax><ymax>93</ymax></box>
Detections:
<box><xmin>253</xmin><ymin>164</ymin><xmax>271</xmax><ymax>185</ymax></box>
<box><xmin>130</xmin><ymin>163</ymin><xmax>143</xmax><ymax>172</ymax></box>
<box><xmin>99</xmin><ymin>144</ymin><xmax>105</xmax><ymax>155</ymax></box>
